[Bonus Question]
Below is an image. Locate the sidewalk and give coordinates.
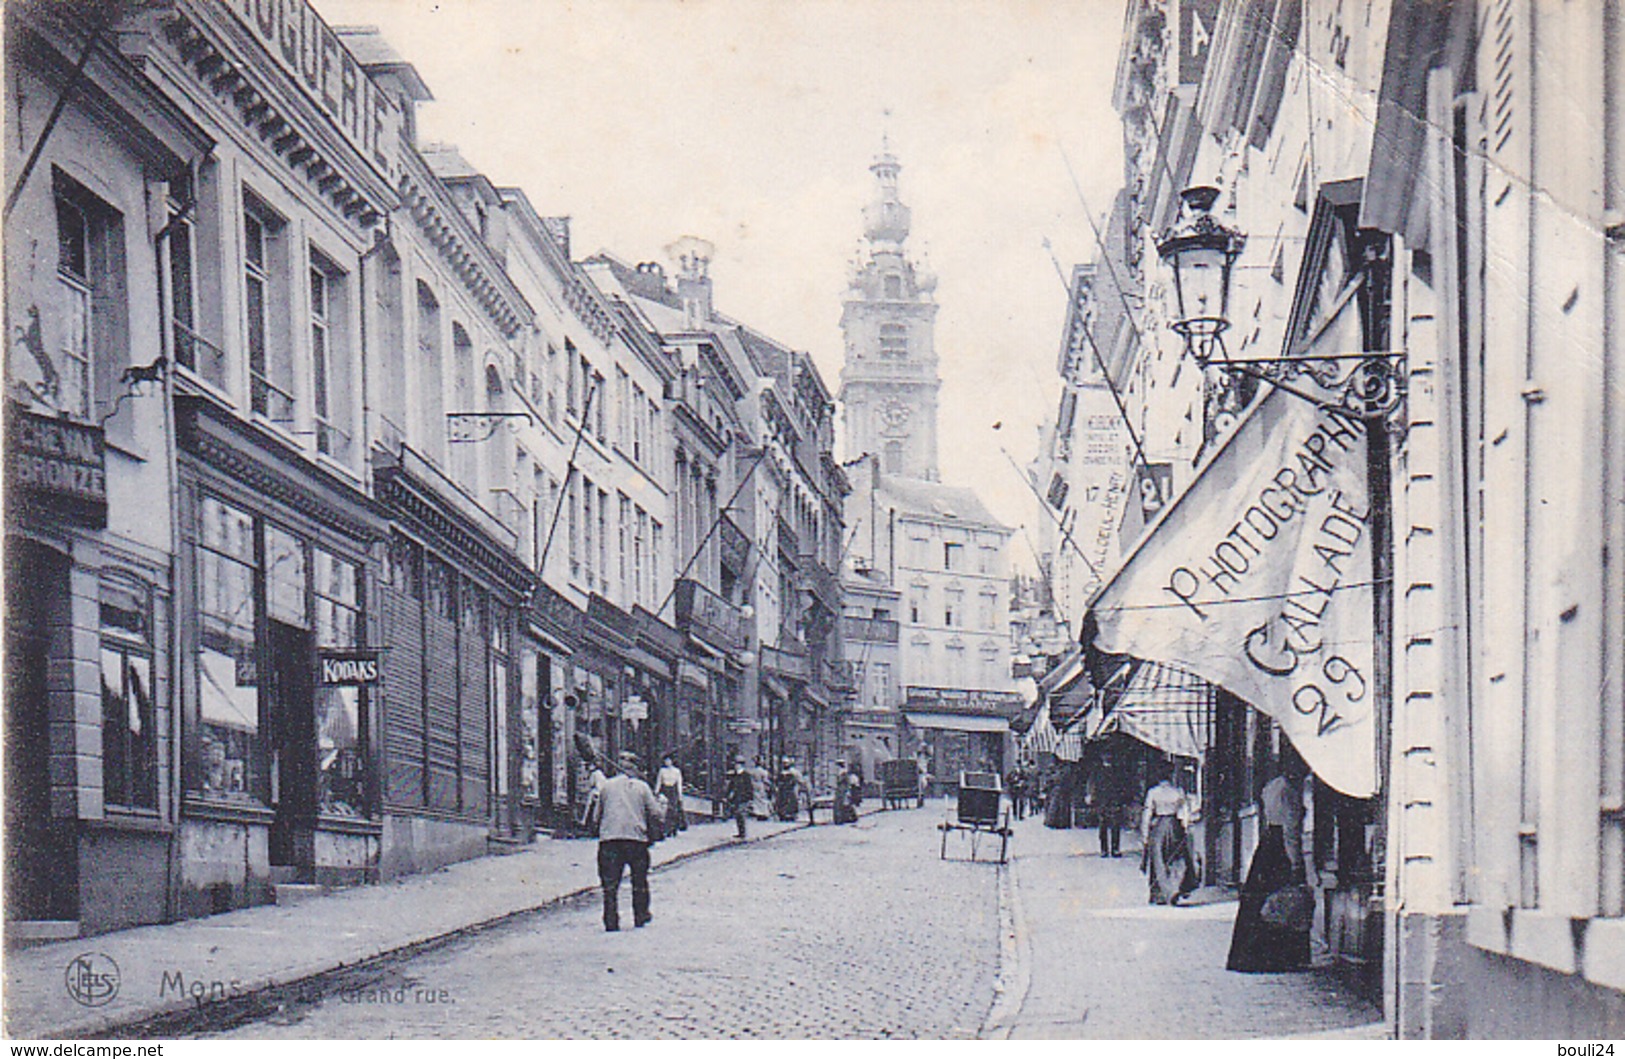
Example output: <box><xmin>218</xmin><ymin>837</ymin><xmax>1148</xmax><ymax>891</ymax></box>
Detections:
<box><xmin>3</xmin><ymin>813</ymin><xmax>812</xmax><ymax>1039</ymax></box>
<box><xmin>986</xmin><ymin>815</ymin><xmax>1386</xmax><ymax>1040</ymax></box>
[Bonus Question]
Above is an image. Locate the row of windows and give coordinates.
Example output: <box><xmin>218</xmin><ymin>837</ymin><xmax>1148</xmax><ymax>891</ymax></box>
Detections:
<box><xmin>564</xmin><ymin>472</ymin><xmax>664</xmax><ymax>611</ymax></box>
<box><xmin>906</xmin><ymin>586</ymin><xmax>1002</xmax><ymax>631</ymax></box>
<box><xmin>902</xmin><ymin>534</ymin><xmax>1001</xmax><ymax>574</ymax></box>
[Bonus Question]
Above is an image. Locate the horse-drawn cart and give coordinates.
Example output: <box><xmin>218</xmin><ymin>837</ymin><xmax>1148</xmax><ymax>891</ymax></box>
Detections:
<box><xmin>938</xmin><ymin>771</ymin><xmax>1011</xmax><ymax>863</ymax></box>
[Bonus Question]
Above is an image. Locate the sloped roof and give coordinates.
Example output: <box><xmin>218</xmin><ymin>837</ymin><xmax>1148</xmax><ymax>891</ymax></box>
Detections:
<box><xmin>879</xmin><ymin>474</ymin><xmax>1007</xmax><ymax>531</ymax></box>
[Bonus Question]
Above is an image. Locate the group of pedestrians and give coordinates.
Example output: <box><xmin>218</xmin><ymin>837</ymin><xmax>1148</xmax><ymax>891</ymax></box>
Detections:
<box><xmin>1077</xmin><ymin>747</ymin><xmax>1317</xmax><ymax>974</ymax></box>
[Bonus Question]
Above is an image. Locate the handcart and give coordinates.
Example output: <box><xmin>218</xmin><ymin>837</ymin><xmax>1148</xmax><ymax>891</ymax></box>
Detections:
<box><xmin>938</xmin><ymin>771</ymin><xmax>1011</xmax><ymax>863</ymax></box>
<box><xmin>878</xmin><ymin>758</ymin><xmax>919</xmax><ymax>810</ymax></box>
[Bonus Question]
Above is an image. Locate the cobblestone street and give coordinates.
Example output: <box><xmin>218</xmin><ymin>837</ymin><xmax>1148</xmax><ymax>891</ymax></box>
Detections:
<box><xmin>197</xmin><ymin>803</ymin><xmax>1384</xmax><ymax>1040</ymax></box>
<box><xmin>212</xmin><ymin>807</ymin><xmax>1000</xmax><ymax>1039</ymax></box>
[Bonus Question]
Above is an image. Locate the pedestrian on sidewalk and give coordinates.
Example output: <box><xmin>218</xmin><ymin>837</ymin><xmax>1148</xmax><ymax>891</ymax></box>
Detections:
<box><xmin>589</xmin><ymin>750</ymin><xmax>667</xmax><ymax>932</ymax></box>
<box><xmin>725</xmin><ymin>757</ymin><xmax>754</xmax><ymax>839</ymax></box>
<box><xmin>656</xmin><ymin>754</ymin><xmax>687</xmax><ymax>834</ymax></box>
<box><xmin>1005</xmin><ymin>763</ymin><xmax>1027</xmax><ymax>820</ymax></box>
<box><xmin>834</xmin><ymin>761</ymin><xmax>862</xmax><ymax>824</ymax></box>
<box><xmin>749</xmin><ymin>757</ymin><xmax>772</xmax><ymax>820</ymax></box>
<box><xmin>1093</xmin><ymin>746</ymin><xmax>1130</xmax><ymax>858</ymax></box>
<box><xmin>1139</xmin><ymin>761</ymin><xmax>1197</xmax><ymax>905</ymax></box>
<box><xmin>1227</xmin><ymin>751</ymin><xmax>1313</xmax><ymax>972</ymax></box>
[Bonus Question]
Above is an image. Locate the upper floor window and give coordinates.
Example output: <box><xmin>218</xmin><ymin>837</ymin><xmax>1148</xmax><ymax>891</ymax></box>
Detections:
<box><xmin>944</xmin><ymin>542</ymin><xmax>964</xmax><ymax>571</ymax></box>
<box><xmin>309</xmin><ymin>256</ymin><xmax>352</xmax><ymax>462</ymax></box>
<box><xmin>884</xmin><ymin>274</ymin><xmax>903</xmax><ymax>299</ymax></box>
<box><xmin>243</xmin><ymin>193</ymin><xmax>292</xmax><ymax>422</ymax></box>
<box><xmin>884</xmin><ymin>440</ymin><xmax>904</xmax><ymax>473</ymax></box>
<box><xmin>879</xmin><ymin>322</ymin><xmax>908</xmax><ymax>357</ymax></box>
<box><xmin>165</xmin><ymin>179</ymin><xmax>222</xmax><ymax>387</ymax></box>
<box><xmin>42</xmin><ymin>174</ymin><xmax>124</xmax><ymax>421</ymax></box>
<box><xmin>541</xmin><ymin>341</ymin><xmax>557</xmax><ymax>421</ymax></box>
<box><xmin>54</xmin><ymin>193</ymin><xmax>93</xmax><ymax>418</ymax></box>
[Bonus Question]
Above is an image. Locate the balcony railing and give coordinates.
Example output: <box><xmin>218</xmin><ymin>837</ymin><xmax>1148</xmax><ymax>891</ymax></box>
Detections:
<box><xmin>172</xmin><ymin>320</ymin><xmax>227</xmax><ymax>391</ymax></box>
<box><xmin>674</xmin><ymin>578</ymin><xmax>746</xmax><ymax>654</ymax></box>
<box><xmin>823</xmin><ymin>658</ymin><xmax>858</xmax><ymax>692</ymax></box>
<box><xmin>841</xmin><ymin>615</ymin><xmax>900</xmax><ymax>643</ymax></box>
<box><xmin>250</xmin><ymin>370</ymin><xmax>295</xmax><ymax>424</ymax></box>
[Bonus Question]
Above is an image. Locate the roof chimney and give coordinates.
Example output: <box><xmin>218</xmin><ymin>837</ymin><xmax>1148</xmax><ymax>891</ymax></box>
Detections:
<box><xmin>665</xmin><ymin>235</ymin><xmax>715</xmax><ymax>329</ymax></box>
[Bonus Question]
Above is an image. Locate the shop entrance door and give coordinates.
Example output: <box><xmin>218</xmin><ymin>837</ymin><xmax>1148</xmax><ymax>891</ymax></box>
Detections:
<box><xmin>268</xmin><ymin>620</ymin><xmax>316</xmax><ymax>875</ymax></box>
<box><xmin>4</xmin><ymin>542</ymin><xmax>78</xmax><ymax>922</ymax></box>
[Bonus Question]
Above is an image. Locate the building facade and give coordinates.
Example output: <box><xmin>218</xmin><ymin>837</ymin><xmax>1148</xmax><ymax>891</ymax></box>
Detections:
<box><xmin>837</xmin><ymin>146</ymin><xmax>1021</xmax><ymax>782</ymax></box>
<box><xmin>1</xmin><ymin>0</ymin><xmax>842</xmax><ymax>938</ymax></box>
<box><xmin>1038</xmin><ymin>0</ymin><xmax>1624</xmax><ymax>1037</ymax></box>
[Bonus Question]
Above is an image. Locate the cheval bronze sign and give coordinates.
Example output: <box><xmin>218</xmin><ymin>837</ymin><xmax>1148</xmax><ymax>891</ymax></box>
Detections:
<box><xmin>8</xmin><ymin>406</ymin><xmax>108</xmax><ymax>528</ymax></box>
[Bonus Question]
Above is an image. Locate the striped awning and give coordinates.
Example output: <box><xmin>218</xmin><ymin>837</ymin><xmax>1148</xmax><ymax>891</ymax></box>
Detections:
<box><xmin>1022</xmin><ymin>701</ymin><xmax>1058</xmax><ymax>755</ymax></box>
<box><xmin>1091</xmin><ymin>660</ymin><xmax>1214</xmax><ymax>761</ymax></box>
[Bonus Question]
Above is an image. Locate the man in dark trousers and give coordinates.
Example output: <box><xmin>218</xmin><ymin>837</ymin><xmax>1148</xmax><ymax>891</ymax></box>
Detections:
<box><xmin>725</xmin><ymin>756</ymin><xmax>754</xmax><ymax>839</ymax></box>
<box><xmin>590</xmin><ymin>750</ymin><xmax>666</xmax><ymax>932</ymax></box>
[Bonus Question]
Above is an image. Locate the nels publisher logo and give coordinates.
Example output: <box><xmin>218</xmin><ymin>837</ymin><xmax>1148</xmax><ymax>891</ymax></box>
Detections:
<box><xmin>64</xmin><ymin>952</ymin><xmax>120</xmax><ymax>1007</ymax></box>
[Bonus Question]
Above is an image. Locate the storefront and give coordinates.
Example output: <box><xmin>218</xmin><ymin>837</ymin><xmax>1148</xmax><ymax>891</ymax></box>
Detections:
<box><xmin>175</xmin><ymin>396</ymin><xmax>390</xmax><ymax>912</ymax></box>
<box><xmin>902</xmin><ymin>687</ymin><xmax>1024</xmax><ymax>787</ymax></box>
<box><xmin>1087</xmin><ymin>192</ymin><xmax>1393</xmax><ymax>989</ymax></box>
<box><xmin>632</xmin><ymin>606</ymin><xmax>683</xmax><ymax>773</ymax></box>
<box><xmin>673</xmin><ymin>579</ymin><xmax>746</xmax><ymax>806</ymax></box>
<box><xmin>374</xmin><ymin>445</ymin><xmax>528</xmax><ymax>878</ymax></box>
<box><xmin>521</xmin><ymin>583</ymin><xmax>581</xmax><ymax>833</ymax></box>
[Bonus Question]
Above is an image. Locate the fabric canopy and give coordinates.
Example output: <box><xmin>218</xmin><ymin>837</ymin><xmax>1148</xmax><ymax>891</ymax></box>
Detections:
<box><xmin>1090</xmin><ymin>661</ymin><xmax>1214</xmax><ymax>761</ymax></box>
<box><xmin>1021</xmin><ymin>701</ymin><xmax>1057</xmax><ymax>755</ymax></box>
<box><xmin>1088</xmin><ymin>295</ymin><xmax>1379</xmax><ymax>797</ymax></box>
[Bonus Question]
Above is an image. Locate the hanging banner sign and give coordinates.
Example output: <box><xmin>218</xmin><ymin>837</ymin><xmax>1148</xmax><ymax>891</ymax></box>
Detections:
<box><xmin>1091</xmin><ymin>388</ymin><xmax>1376</xmax><ymax>796</ymax></box>
<box><xmin>318</xmin><ymin>649</ymin><xmax>383</xmax><ymax>687</ymax></box>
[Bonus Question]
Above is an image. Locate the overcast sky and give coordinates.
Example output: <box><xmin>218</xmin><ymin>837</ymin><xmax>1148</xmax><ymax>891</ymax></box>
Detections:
<box><xmin>317</xmin><ymin>0</ymin><xmax>1129</xmax><ymax>568</ymax></box>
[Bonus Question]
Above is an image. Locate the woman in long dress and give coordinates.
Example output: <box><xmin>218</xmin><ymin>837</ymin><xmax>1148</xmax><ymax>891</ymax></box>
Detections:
<box><xmin>1227</xmin><ymin>754</ymin><xmax>1312</xmax><ymax>972</ymax></box>
<box><xmin>1140</xmin><ymin>764</ymin><xmax>1197</xmax><ymax>905</ymax></box>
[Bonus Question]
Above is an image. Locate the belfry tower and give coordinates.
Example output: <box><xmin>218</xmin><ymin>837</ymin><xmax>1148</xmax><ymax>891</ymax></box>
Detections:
<box><xmin>838</xmin><ymin>140</ymin><xmax>942</xmax><ymax>481</ymax></box>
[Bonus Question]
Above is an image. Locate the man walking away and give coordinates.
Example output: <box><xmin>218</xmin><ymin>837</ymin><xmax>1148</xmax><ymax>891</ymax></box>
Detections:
<box><xmin>725</xmin><ymin>757</ymin><xmax>754</xmax><ymax>839</ymax></box>
<box><xmin>591</xmin><ymin>750</ymin><xmax>666</xmax><ymax>932</ymax></box>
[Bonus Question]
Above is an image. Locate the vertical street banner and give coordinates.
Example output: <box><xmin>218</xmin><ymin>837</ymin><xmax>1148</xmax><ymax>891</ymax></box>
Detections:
<box><xmin>1090</xmin><ymin>388</ymin><xmax>1377</xmax><ymax>796</ymax></box>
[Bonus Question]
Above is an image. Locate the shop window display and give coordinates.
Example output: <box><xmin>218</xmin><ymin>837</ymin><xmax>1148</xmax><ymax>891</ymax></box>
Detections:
<box><xmin>197</xmin><ymin>495</ymin><xmax>263</xmax><ymax>802</ymax></box>
<box><xmin>315</xmin><ymin>549</ymin><xmax>367</xmax><ymax>818</ymax></box>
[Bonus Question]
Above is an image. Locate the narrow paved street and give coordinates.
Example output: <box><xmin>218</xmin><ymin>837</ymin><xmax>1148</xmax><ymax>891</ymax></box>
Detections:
<box><xmin>213</xmin><ymin>807</ymin><xmax>1000</xmax><ymax>1039</ymax></box>
<box><xmin>201</xmin><ymin>803</ymin><xmax>1383</xmax><ymax>1040</ymax></box>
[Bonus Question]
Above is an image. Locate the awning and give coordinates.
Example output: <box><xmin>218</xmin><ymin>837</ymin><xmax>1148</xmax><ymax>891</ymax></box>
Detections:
<box><xmin>677</xmin><ymin>660</ymin><xmax>709</xmax><ymax>689</ymax></box>
<box><xmin>1088</xmin><ymin>280</ymin><xmax>1378</xmax><ymax>797</ymax></box>
<box><xmin>1037</xmin><ymin>644</ymin><xmax>1086</xmax><ymax>695</ymax></box>
<box><xmin>1089</xmin><ymin>661</ymin><xmax>1214</xmax><ymax>761</ymax></box>
<box><xmin>1021</xmin><ymin>701</ymin><xmax>1058</xmax><ymax>755</ymax></box>
<box><xmin>904</xmin><ymin>712</ymin><xmax>1010</xmax><ymax>734</ymax></box>
<box><xmin>1054</xmin><ymin>729</ymin><xmax>1084</xmax><ymax>762</ymax></box>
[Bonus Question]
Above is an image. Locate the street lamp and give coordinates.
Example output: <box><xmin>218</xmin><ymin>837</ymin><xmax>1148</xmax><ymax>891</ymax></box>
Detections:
<box><xmin>1155</xmin><ymin>184</ymin><xmax>1405</xmax><ymax>421</ymax></box>
<box><xmin>1156</xmin><ymin>186</ymin><xmax>1244</xmax><ymax>369</ymax></box>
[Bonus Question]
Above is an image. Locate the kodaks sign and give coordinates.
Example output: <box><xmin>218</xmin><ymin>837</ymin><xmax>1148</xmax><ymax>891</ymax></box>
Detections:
<box><xmin>1091</xmin><ymin>389</ymin><xmax>1377</xmax><ymax>796</ymax></box>
<box><xmin>318</xmin><ymin>650</ymin><xmax>383</xmax><ymax>687</ymax></box>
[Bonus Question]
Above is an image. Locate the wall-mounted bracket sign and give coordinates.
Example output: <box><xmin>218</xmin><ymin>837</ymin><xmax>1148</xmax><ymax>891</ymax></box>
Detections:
<box><xmin>318</xmin><ymin>648</ymin><xmax>384</xmax><ymax>687</ymax></box>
